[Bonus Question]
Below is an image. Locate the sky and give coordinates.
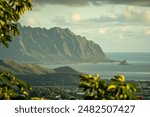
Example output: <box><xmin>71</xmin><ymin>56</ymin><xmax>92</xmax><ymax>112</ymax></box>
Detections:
<box><xmin>19</xmin><ymin>0</ymin><xmax>150</xmax><ymax>53</ymax></box>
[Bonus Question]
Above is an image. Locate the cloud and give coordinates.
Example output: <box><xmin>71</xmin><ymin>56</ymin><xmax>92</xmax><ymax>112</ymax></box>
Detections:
<box><xmin>51</xmin><ymin>13</ymin><xmax>81</xmax><ymax>26</ymax></box>
<box><xmin>70</xmin><ymin>13</ymin><xmax>81</xmax><ymax>23</ymax></box>
<box><xmin>79</xmin><ymin>15</ymin><xmax>125</xmax><ymax>26</ymax></box>
<box><xmin>84</xmin><ymin>16</ymin><xmax>117</xmax><ymax>23</ymax></box>
<box><xmin>123</xmin><ymin>6</ymin><xmax>140</xmax><ymax>20</ymax></box>
<box><xmin>143</xmin><ymin>11</ymin><xmax>150</xmax><ymax>23</ymax></box>
<box><xmin>120</xmin><ymin>26</ymin><xmax>130</xmax><ymax>32</ymax></box>
<box><xmin>123</xmin><ymin>6</ymin><xmax>150</xmax><ymax>24</ymax></box>
<box><xmin>97</xmin><ymin>27</ymin><xmax>108</xmax><ymax>34</ymax></box>
<box><xmin>144</xmin><ymin>28</ymin><xmax>150</xmax><ymax>36</ymax></box>
<box><xmin>117</xmin><ymin>34</ymin><xmax>124</xmax><ymax>42</ymax></box>
<box><xmin>33</xmin><ymin>0</ymin><xmax>150</xmax><ymax>7</ymax></box>
<box><xmin>122</xmin><ymin>6</ymin><xmax>143</xmax><ymax>22</ymax></box>
<box><xmin>32</xmin><ymin>0</ymin><xmax>89</xmax><ymax>7</ymax></box>
<box><xmin>24</xmin><ymin>17</ymin><xmax>40</xmax><ymax>27</ymax></box>
<box><xmin>79</xmin><ymin>6</ymin><xmax>150</xmax><ymax>25</ymax></box>
<box><xmin>51</xmin><ymin>16</ymin><xmax>68</xmax><ymax>25</ymax></box>
<box><xmin>94</xmin><ymin>0</ymin><xmax>150</xmax><ymax>7</ymax></box>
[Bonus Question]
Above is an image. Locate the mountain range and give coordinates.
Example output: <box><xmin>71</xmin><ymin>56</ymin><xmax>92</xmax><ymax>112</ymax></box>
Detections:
<box><xmin>0</xmin><ymin>25</ymin><xmax>108</xmax><ymax>64</ymax></box>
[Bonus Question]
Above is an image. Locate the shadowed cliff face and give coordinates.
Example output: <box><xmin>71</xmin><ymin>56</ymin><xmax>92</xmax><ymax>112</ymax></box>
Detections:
<box><xmin>0</xmin><ymin>25</ymin><xmax>107</xmax><ymax>64</ymax></box>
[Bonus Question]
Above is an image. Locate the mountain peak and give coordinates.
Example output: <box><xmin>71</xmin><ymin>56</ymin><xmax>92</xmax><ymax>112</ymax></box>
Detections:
<box><xmin>50</xmin><ymin>27</ymin><xmax>74</xmax><ymax>36</ymax></box>
<box><xmin>54</xmin><ymin>66</ymin><xmax>79</xmax><ymax>74</ymax></box>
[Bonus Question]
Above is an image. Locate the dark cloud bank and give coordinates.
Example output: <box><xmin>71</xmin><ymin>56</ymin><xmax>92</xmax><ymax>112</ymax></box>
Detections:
<box><xmin>33</xmin><ymin>0</ymin><xmax>150</xmax><ymax>7</ymax></box>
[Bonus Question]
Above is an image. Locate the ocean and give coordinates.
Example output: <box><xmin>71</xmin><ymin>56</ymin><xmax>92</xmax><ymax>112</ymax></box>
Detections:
<box><xmin>42</xmin><ymin>53</ymin><xmax>150</xmax><ymax>81</ymax></box>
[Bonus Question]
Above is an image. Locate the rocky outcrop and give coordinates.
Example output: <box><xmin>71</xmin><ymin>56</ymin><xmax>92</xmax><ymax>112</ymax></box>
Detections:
<box><xmin>119</xmin><ymin>59</ymin><xmax>129</xmax><ymax>65</ymax></box>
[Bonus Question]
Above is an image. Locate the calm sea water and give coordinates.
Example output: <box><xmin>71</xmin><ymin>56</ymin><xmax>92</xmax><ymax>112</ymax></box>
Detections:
<box><xmin>42</xmin><ymin>53</ymin><xmax>150</xmax><ymax>81</ymax></box>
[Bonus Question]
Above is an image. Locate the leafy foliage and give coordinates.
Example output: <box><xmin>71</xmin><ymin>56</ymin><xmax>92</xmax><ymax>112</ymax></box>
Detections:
<box><xmin>0</xmin><ymin>71</ymin><xmax>32</xmax><ymax>99</ymax></box>
<box><xmin>79</xmin><ymin>74</ymin><xmax>137</xmax><ymax>100</ymax></box>
<box><xmin>0</xmin><ymin>0</ymin><xmax>32</xmax><ymax>47</ymax></box>
<box><xmin>0</xmin><ymin>0</ymin><xmax>34</xmax><ymax>100</ymax></box>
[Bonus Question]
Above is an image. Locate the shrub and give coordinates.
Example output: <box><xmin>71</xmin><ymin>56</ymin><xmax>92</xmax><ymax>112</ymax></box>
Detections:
<box><xmin>0</xmin><ymin>71</ymin><xmax>32</xmax><ymax>99</ymax></box>
<box><xmin>79</xmin><ymin>74</ymin><xmax>137</xmax><ymax>100</ymax></box>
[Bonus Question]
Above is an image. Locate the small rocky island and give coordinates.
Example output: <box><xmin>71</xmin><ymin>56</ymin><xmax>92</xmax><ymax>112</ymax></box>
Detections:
<box><xmin>119</xmin><ymin>59</ymin><xmax>129</xmax><ymax>65</ymax></box>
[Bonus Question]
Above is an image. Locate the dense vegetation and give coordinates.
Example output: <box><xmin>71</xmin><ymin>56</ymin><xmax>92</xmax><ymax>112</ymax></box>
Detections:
<box><xmin>0</xmin><ymin>72</ymin><xmax>32</xmax><ymax>99</ymax></box>
<box><xmin>0</xmin><ymin>0</ymin><xmax>32</xmax><ymax>47</ymax></box>
<box><xmin>0</xmin><ymin>0</ymin><xmax>33</xmax><ymax>99</ymax></box>
<box><xmin>79</xmin><ymin>74</ymin><xmax>137</xmax><ymax>100</ymax></box>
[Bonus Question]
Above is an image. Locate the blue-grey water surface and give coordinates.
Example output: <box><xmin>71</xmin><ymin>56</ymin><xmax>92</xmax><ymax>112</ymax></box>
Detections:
<box><xmin>41</xmin><ymin>53</ymin><xmax>150</xmax><ymax>81</ymax></box>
